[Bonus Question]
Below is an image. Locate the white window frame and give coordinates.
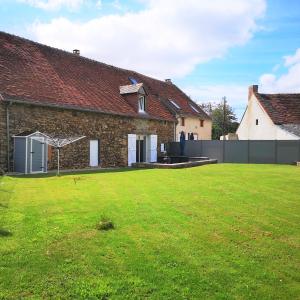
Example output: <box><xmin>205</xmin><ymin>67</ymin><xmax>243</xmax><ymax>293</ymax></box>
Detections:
<box><xmin>190</xmin><ymin>104</ymin><xmax>200</xmax><ymax>113</ymax></box>
<box><xmin>138</xmin><ymin>96</ymin><xmax>146</xmax><ymax>112</ymax></box>
<box><xmin>170</xmin><ymin>100</ymin><xmax>180</xmax><ymax>109</ymax></box>
<box><xmin>161</xmin><ymin>143</ymin><xmax>166</xmax><ymax>153</ymax></box>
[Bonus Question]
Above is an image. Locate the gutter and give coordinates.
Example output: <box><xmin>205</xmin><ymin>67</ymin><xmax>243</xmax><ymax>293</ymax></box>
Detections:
<box><xmin>2</xmin><ymin>96</ymin><xmax>176</xmax><ymax>123</ymax></box>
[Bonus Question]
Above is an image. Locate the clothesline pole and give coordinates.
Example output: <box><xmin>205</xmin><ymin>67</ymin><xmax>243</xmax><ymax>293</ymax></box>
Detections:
<box><xmin>57</xmin><ymin>147</ymin><xmax>60</xmax><ymax>176</ymax></box>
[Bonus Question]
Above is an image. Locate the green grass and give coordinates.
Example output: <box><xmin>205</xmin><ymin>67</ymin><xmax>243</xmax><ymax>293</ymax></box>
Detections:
<box><xmin>0</xmin><ymin>164</ymin><xmax>299</xmax><ymax>299</ymax></box>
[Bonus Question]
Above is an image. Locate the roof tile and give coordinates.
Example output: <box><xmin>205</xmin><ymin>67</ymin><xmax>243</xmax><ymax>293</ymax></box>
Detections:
<box><xmin>0</xmin><ymin>31</ymin><xmax>205</xmax><ymax>121</ymax></box>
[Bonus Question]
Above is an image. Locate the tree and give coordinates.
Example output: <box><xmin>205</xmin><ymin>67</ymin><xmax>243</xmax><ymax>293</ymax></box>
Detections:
<box><xmin>200</xmin><ymin>99</ymin><xmax>239</xmax><ymax>140</ymax></box>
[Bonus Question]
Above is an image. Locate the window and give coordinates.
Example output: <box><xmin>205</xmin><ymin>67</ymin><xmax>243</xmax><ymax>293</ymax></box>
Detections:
<box><xmin>256</xmin><ymin>119</ymin><xmax>259</xmax><ymax>125</ymax></box>
<box><xmin>190</xmin><ymin>104</ymin><xmax>200</xmax><ymax>113</ymax></box>
<box><xmin>138</xmin><ymin>96</ymin><xmax>146</xmax><ymax>112</ymax></box>
<box><xmin>129</xmin><ymin>77</ymin><xmax>138</xmax><ymax>84</ymax></box>
<box><xmin>181</xmin><ymin>117</ymin><xmax>185</xmax><ymax>126</ymax></box>
<box><xmin>161</xmin><ymin>143</ymin><xmax>166</xmax><ymax>152</ymax></box>
<box><xmin>200</xmin><ymin>120</ymin><xmax>204</xmax><ymax>127</ymax></box>
<box><xmin>187</xmin><ymin>132</ymin><xmax>196</xmax><ymax>140</ymax></box>
<box><xmin>170</xmin><ymin>99</ymin><xmax>180</xmax><ymax>109</ymax></box>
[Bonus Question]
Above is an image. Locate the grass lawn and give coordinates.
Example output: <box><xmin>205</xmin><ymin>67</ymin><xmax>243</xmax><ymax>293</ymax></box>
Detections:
<box><xmin>0</xmin><ymin>164</ymin><xmax>299</xmax><ymax>299</ymax></box>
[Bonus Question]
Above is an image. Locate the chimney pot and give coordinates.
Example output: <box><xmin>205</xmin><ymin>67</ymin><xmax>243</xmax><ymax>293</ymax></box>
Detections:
<box><xmin>73</xmin><ymin>49</ymin><xmax>80</xmax><ymax>55</ymax></box>
<box><xmin>248</xmin><ymin>85</ymin><xmax>258</xmax><ymax>100</ymax></box>
<box><xmin>165</xmin><ymin>79</ymin><xmax>172</xmax><ymax>84</ymax></box>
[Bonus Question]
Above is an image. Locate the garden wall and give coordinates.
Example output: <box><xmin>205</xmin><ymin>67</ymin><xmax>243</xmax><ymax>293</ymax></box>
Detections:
<box><xmin>168</xmin><ymin>140</ymin><xmax>300</xmax><ymax>164</ymax></box>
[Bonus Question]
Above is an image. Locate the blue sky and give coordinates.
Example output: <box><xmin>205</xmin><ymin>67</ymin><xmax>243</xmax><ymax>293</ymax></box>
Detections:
<box><xmin>1</xmin><ymin>0</ymin><xmax>300</xmax><ymax>119</ymax></box>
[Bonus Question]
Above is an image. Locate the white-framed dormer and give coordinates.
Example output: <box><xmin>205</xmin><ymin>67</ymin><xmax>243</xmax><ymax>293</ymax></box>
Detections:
<box><xmin>120</xmin><ymin>82</ymin><xmax>148</xmax><ymax>114</ymax></box>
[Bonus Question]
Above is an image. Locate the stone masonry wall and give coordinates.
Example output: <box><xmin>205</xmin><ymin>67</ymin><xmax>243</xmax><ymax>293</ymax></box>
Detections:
<box><xmin>0</xmin><ymin>102</ymin><xmax>174</xmax><ymax>172</ymax></box>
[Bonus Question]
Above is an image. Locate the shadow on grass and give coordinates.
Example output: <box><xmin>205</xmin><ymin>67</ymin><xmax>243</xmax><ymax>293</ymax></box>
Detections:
<box><xmin>9</xmin><ymin>167</ymin><xmax>148</xmax><ymax>179</ymax></box>
<box><xmin>0</xmin><ymin>228</ymin><xmax>12</xmax><ymax>237</ymax></box>
<box><xmin>0</xmin><ymin>189</ymin><xmax>12</xmax><ymax>193</ymax></box>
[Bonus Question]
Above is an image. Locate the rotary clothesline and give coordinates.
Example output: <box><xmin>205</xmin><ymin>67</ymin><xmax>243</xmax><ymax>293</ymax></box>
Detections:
<box><xmin>31</xmin><ymin>132</ymin><xmax>85</xmax><ymax>175</ymax></box>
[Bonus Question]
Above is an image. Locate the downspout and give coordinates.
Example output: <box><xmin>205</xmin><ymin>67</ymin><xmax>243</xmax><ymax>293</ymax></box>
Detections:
<box><xmin>6</xmin><ymin>101</ymin><xmax>12</xmax><ymax>172</ymax></box>
<box><xmin>174</xmin><ymin>115</ymin><xmax>179</xmax><ymax>142</ymax></box>
<box><xmin>174</xmin><ymin>121</ymin><xmax>176</xmax><ymax>141</ymax></box>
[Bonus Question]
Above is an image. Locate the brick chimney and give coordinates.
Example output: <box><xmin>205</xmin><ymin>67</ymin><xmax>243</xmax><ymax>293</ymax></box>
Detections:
<box><xmin>248</xmin><ymin>85</ymin><xmax>258</xmax><ymax>100</ymax></box>
<box><xmin>73</xmin><ymin>49</ymin><xmax>80</xmax><ymax>56</ymax></box>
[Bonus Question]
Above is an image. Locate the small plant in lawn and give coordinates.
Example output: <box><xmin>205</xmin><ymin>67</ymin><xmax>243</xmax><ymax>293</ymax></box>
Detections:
<box><xmin>0</xmin><ymin>228</ymin><xmax>12</xmax><ymax>237</ymax></box>
<box><xmin>96</xmin><ymin>216</ymin><xmax>115</xmax><ymax>231</ymax></box>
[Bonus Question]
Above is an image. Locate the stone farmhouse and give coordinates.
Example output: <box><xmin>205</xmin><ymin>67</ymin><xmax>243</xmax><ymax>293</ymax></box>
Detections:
<box><xmin>0</xmin><ymin>32</ymin><xmax>209</xmax><ymax>173</ymax></box>
<box><xmin>237</xmin><ymin>85</ymin><xmax>300</xmax><ymax>140</ymax></box>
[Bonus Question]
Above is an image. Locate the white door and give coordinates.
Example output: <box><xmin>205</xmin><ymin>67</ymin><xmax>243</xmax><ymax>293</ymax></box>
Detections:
<box><xmin>90</xmin><ymin>140</ymin><xmax>99</xmax><ymax>167</ymax></box>
<box><xmin>128</xmin><ymin>134</ymin><xmax>136</xmax><ymax>166</ymax></box>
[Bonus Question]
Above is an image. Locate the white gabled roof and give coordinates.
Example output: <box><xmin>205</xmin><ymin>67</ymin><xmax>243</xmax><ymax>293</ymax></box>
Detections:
<box><xmin>119</xmin><ymin>83</ymin><xmax>144</xmax><ymax>95</ymax></box>
<box><xmin>13</xmin><ymin>131</ymin><xmax>49</xmax><ymax>138</ymax></box>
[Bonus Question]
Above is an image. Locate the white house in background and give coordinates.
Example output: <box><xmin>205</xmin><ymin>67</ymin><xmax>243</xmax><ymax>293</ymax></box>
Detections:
<box><xmin>237</xmin><ymin>85</ymin><xmax>300</xmax><ymax>140</ymax></box>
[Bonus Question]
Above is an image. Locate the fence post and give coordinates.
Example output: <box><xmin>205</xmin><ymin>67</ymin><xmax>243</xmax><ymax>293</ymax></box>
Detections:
<box><xmin>275</xmin><ymin>140</ymin><xmax>278</xmax><ymax>164</ymax></box>
<box><xmin>222</xmin><ymin>140</ymin><xmax>225</xmax><ymax>163</ymax></box>
<box><xmin>298</xmin><ymin>140</ymin><xmax>300</xmax><ymax>162</ymax></box>
<box><xmin>200</xmin><ymin>140</ymin><xmax>203</xmax><ymax>157</ymax></box>
<box><xmin>247</xmin><ymin>140</ymin><xmax>250</xmax><ymax>163</ymax></box>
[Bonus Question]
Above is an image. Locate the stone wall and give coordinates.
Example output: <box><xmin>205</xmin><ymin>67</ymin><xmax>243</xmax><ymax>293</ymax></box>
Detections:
<box><xmin>0</xmin><ymin>102</ymin><xmax>174</xmax><ymax>172</ymax></box>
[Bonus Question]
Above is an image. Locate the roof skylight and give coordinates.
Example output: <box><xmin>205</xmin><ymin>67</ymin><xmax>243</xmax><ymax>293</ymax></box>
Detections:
<box><xmin>170</xmin><ymin>99</ymin><xmax>180</xmax><ymax>109</ymax></box>
<box><xmin>129</xmin><ymin>77</ymin><xmax>138</xmax><ymax>84</ymax></box>
<box><xmin>190</xmin><ymin>104</ymin><xmax>200</xmax><ymax>113</ymax></box>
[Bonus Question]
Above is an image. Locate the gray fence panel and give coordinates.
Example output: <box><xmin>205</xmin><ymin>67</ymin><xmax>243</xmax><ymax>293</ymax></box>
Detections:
<box><xmin>167</xmin><ymin>140</ymin><xmax>299</xmax><ymax>164</ymax></box>
<box><xmin>224</xmin><ymin>141</ymin><xmax>248</xmax><ymax>163</ymax></box>
<box><xmin>184</xmin><ymin>141</ymin><xmax>203</xmax><ymax>157</ymax></box>
<box><xmin>202</xmin><ymin>141</ymin><xmax>223</xmax><ymax>162</ymax></box>
<box><xmin>168</xmin><ymin>142</ymin><xmax>180</xmax><ymax>156</ymax></box>
<box><xmin>277</xmin><ymin>141</ymin><xmax>300</xmax><ymax>164</ymax></box>
<box><xmin>249</xmin><ymin>141</ymin><xmax>276</xmax><ymax>163</ymax></box>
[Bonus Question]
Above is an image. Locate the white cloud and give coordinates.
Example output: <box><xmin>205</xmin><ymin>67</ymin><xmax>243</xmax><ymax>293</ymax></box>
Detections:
<box><xmin>19</xmin><ymin>0</ymin><xmax>85</xmax><ymax>11</ymax></box>
<box><xmin>186</xmin><ymin>48</ymin><xmax>300</xmax><ymax>121</ymax></box>
<box><xmin>28</xmin><ymin>0</ymin><xmax>266</xmax><ymax>79</ymax></box>
<box><xmin>284</xmin><ymin>48</ymin><xmax>300</xmax><ymax>67</ymax></box>
<box><xmin>259</xmin><ymin>48</ymin><xmax>300</xmax><ymax>93</ymax></box>
<box><xmin>111</xmin><ymin>0</ymin><xmax>122</xmax><ymax>10</ymax></box>
<box><xmin>95</xmin><ymin>0</ymin><xmax>102</xmax><ymax>9</ymax></box>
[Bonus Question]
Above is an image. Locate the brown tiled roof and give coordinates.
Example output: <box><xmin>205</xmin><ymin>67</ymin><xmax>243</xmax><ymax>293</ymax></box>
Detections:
<box><xmin>279</xmin><ymin>124</ymin><xmax>300</xmax><ymax>137</ymax></box>
<box><xmin>163</xmin><ymin>97</ymin><xmax>210</xmax><ymax>119</ymax></box>
<box><xmin>0</xmin><ymin>31</ymin><xmax>205</xmax><ymax>122</ymax></box>
<box><xmin>255</xmin><ymin>92</ymin><xmax>300</xmax><ymax>125</ymax></box>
